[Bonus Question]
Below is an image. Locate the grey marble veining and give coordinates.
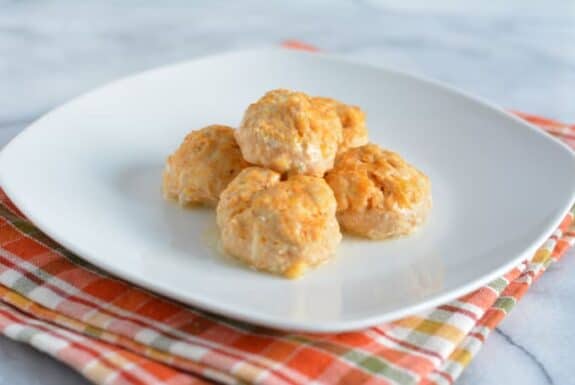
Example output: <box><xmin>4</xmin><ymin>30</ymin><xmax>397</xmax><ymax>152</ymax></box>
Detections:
<box><xmin>0</xmin><ymin>1</ymin><xmax>574</xmax><ymax>384</ymax></box>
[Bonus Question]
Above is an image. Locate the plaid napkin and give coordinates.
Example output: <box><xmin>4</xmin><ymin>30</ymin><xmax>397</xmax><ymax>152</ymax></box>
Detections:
<box><xmin>1</xmin><ymin>67</ymin><xmax>574</xmax><ymax>385</ymax></box>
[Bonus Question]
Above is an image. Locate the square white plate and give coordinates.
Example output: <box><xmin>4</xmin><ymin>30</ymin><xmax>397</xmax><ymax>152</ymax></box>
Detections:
<box><xmin>1</xmin><ymin>49</ymin><xmax>574</xmax><ymax>332</ymax></box>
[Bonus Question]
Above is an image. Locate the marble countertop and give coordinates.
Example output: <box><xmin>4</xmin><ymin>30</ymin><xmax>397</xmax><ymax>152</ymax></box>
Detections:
<box><xmin>0</xmin><ymin>1</ymin><xmax>574</xmax><ymax>384</ymax></box>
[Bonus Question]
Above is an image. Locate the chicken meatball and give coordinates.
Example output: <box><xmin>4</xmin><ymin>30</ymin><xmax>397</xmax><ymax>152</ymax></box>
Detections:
<box><xmin>313</xmin><ymin>97</ymin><xmax>368</xmax><ymax>154</ymax></box>
<box><xmin>325</xmin><ymin>144</ymin><xmax>431</xmax><ymax>239</ymax></box>
<box><xmin>163</xmin><ymin>125</ymin><xmax>250</xmax><ymax>206</ymax></box>
<box><xmin>236</xmin><ymin>89</ymin><xmax>343</xmax><ymax>176</ymax></box>
<box><xmin>217</xmin><ymin>167</ymin><xmax>342</xmax><ymax>278</ymax></box>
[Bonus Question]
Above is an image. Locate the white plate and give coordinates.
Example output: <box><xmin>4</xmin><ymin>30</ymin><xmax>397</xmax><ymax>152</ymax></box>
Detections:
<box><xmin>1</xmin><ymin>49</ymin><xmax>574</xmax><ymax>332</ymax></box>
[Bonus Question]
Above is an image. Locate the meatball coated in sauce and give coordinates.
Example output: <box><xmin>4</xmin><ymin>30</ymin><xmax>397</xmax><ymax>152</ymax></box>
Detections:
<box><xmin>313</xmin><ymin>97</ymin><xmax>368</xmax><ymax>154</ymax></box>
<box><xmin>236</xmin><ymin>89</ymin><xmax>343</xmax><ymax>177</ymax></box>
<box><xmin>217</xmin><ymin>167</ymin><xmax>342</xmax><ymax>278</ymax></box>
<box><xmin>325</xmin><ymin>144</ymin><xmax>431</xmax><ymax>239</ymax></box>
<box><xmin>163</xmin><ymin>125</ymin><xmax>251</xmax><ymax>206</ymax></box>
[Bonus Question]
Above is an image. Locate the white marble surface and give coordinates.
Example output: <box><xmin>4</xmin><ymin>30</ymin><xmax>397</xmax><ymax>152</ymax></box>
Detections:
<box><xmin>0</xmin><ymin>1</ymin><xmax>574</xmax><ymax>384</ymax></box>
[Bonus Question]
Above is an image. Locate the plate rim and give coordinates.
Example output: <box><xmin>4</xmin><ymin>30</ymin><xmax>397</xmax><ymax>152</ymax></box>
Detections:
<box><xmin>1</xmin><ymin>48</ymin><xmax>574</xmax><ymax>332</ymax></box>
